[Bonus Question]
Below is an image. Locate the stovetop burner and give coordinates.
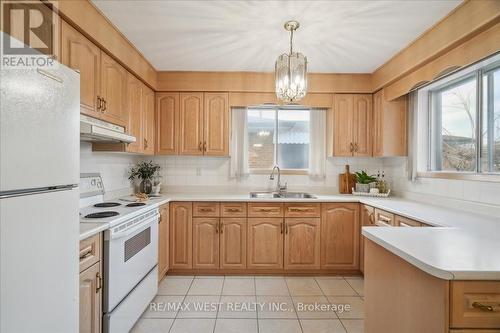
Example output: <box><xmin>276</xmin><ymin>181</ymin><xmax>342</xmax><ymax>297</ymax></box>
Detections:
<box><xmin>94</xmin><ymin>202</ymin><xmax>121</xmax><ymax>208</ymax></box>
<box><xmin>126</xmin><ymin>202</ymin><xmax>146</xmax><ymax>207</ymax></box>
<box><xmin>85</xmin><ymin>211</ymin><xmax>120</xmax><ymax>219</ymax></box>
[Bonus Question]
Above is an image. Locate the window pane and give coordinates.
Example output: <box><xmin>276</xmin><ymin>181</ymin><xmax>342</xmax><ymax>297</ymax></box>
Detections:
<box><xmin>277</xmin><ymin>110</ymin><xmax>309</xmax><ymax>169</ymax></box>
<box><xmin>482</xmin><ymin>67</ymin><xmax>500</xmax><ymax>173</ymax></box>
<box><xmin>247</xmin><ymin>109</ymin><xmax>275</xmax><ymax>169</ymax></box>
<box><xmin>437</xmin><ymin>79</ymin><xmax>477</xmax><ymax>172</ymax></box>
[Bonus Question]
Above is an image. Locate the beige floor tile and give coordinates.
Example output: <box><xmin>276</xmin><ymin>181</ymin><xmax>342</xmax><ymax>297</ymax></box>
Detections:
<box><xmin>258</xmin><ymin>319</ymin><xmax>302</xmax><ymax>333</ymax></box>
<box><xmin>157</xmin><ymin>277</ymin><xmax>193</xmax><ymax>295</ymax></box>
<box><xmin>316</xmin><ymin>278</ymin><xmax>357</xmax><ymax>296</ymax></box>
<box><xmin>130</xmin><ymin>318</ymin><xmax>174</xmax><ymax>333</ymax></box>
<box><xmin>177</xmin><ymin>295</ymin><xmax>220</xmax><ymax>318</ymax></box>
<box><xmin>286</xmin><ymin>277</ymin><xmax>323</xmax><ymax>296</ymax></box>
<box><xmin>255</xmin><ymin>277</ymin><xmax>290</xmax><ymax>296</ymax></box>
<box><xmin>188</xmin><ymin>277</ymin><xmax>224</xmax><ymax>295</ymax></box>
<box><xmin>292</xmin><ymin>295</ymin><xmax>338</xmax><ymax>319</ymax></box>
<box><xmin>214</xmin><ymin>318</ymin><xmax>258</xmax><ymax>333</ymax></box>
<box><xmin>169</xmin><ymin>318</ymin><xmax>216</xmax><ymax>333</ymax></box>
<box><xmin>256</xmin><ymin>295</ymin><xmax>297</xmax><ymax>319</ymax></box>
<box><xmin>222</xmin><ymin>277</ymin><xmax>255</xmax><ymax>295</ymax></box>
<box><xmin>142</xmin><ymin>295</ymin><xmax>184</xmax><ymax>319</ymax></box>
<box><xmin>341</xmin><ymin>319</ymin><xmax>364</xmax><ymax>333</ymax></box>
<box><xmin>218</xmin><ymin>295</ymin><xmax>257</xmax><ymax>318</ymax></box>
<box><xmin>345</xmin><ymin>277</ymin><xmax>364</xmax><ymax>296</ymax></box>
<box><xmin>300</xmin><ymin>319</ymin><xmax>347</xmax><ymax>333</ymax></box>
<box><xmin>327</xmin><ymin>296</ymin><xmax>364</xmax><ymax>319</ymax></box>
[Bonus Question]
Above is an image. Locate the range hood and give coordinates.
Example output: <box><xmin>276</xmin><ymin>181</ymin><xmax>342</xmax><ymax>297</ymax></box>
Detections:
<box><xmin>80</xmin><ymin>114</ymin><xmax>136</xmax><ymax>143</ymax></box>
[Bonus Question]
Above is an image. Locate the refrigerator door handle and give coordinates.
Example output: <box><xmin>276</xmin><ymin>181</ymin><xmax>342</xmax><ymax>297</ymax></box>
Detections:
<box><xmin>0</xmin><ymin>185</ymin><xmax>78</xmax><ymax>199</ymax></box>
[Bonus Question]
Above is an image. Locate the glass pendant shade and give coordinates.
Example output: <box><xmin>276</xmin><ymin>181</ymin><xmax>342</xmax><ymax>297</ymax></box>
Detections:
<box><xmin>275</xmin><ymin>52</ymin><xmax>308</xmax><ymax>102</ymax></box>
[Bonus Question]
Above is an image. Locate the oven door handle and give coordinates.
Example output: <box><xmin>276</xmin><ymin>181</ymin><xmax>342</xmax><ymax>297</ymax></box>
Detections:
<box><xmin>110</xmin><ymin>214</ymin><xmax>159</xmax><ymax>240</ymax></box>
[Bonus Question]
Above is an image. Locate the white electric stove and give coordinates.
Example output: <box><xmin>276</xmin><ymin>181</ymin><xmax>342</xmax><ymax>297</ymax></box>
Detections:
<box><xmin>79</xmin><ymin>174</ymin><xmax>158</xmax><ymax>333</ymax></box>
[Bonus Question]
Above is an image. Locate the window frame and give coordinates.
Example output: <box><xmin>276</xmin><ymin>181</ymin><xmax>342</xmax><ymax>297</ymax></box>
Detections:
<box><xmin>247</xmin><ymin>106</ymin><xmax>311</xmax><ymax>174</ymax></box>
<box><xmin>418</xmin><ymin>53</ymin><xmax>500</xmax><ymax>180</ymax></box>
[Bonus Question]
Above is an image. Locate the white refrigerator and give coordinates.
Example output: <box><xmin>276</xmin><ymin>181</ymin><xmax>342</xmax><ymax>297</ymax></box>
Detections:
<box><xmin>0</xmin><ymin>61</ymin><xmax>80</xmax><ymax>332</ymax></box>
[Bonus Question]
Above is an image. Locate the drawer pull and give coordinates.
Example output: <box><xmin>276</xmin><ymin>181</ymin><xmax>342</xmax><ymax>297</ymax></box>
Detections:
<box><xmin>378</xmin><ymin>215</ymin><xmax>392</xmax><ymax>223</ymax></box>
<box><xmin>259</xmin><ymin>208</ymin><xmax>276</xmax><ymax>212</ymax></box>
<box><xmin>289</xmin><ymin>208</ymin><xmax>312</xmax><ymax>212</ymax></box>
<box><xmin>199</xmin><ymin>208</ymin><xmax>214</xmax><ymax>212</ymax></box>
<box><xmin>79</xmin><ymin>249</ymin><xmax>93</xmax><ymax>260</ymax></box>
<box><xmin>226</xmin><ymin>208</ymin><xmax>240</xmax><ymax>212</ymax></box>
<box><xmin>472</xmin><ymin>301</ymin><xmax>496</xmax><ymax>312</ymax></box>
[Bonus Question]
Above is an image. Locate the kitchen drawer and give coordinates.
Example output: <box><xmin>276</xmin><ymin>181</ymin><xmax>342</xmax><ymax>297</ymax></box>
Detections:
<box><xmin>450</xmin><ymin>281</ymin><xmax>500</xmax><ymax>329</ymax></box>
<box><xmin>193</xmin><ymin>202</ymin><xmax>220</xmax><ymax>217</ymax></box>
<box><xmin>374</xmin><ymin>208</ymin><xmax>395</xmax><ymax>227</ymax></box>
<box><xmin>247</xmin><ymin>202</ymin><xmax>284</xmax><ymax>217</ymax></box>
<box><xmin>395</xmin><ymin>215</ymin><xmax>422</xmax><ymax>227</ymax></box>
<box><xmin>79</xmin><ymin>233</ymin><xmax>101</xmax><ymax>273</ymax></box>
<box><xmin>285</xmin><ymin>203</ymin><xmax>320</xmax><ymax>217</ymax></box>
<box><xmin>220</xmin><ymin>202</ymin><xmax>247</xmax><ymax>217</ymax></box>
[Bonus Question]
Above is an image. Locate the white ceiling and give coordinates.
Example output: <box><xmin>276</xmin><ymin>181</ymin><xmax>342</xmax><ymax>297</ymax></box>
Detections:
<box><xmin>92</xmin><ymin>0</ymin><xmax>461</xmax><ymax>73</ymax></box>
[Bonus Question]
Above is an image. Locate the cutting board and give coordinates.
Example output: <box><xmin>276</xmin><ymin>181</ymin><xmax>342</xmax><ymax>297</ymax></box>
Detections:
<box><xmin>339</xmin><ymin>165</ymin><xmax>355</xmax><ymax>194</ymax></box>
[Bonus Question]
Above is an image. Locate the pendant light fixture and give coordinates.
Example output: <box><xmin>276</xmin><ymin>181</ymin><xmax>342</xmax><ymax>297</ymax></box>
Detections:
<box><xmin>275</xmin><ymin>20</ymin><xmax>308</xmax><ymax>103</ymax></box>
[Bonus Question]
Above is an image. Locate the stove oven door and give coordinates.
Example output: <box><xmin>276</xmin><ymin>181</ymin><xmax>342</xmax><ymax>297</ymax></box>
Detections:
<box><xmin>104</xmin><ymin>209</ymin><xmax>159</xmax><ymax>312</ymax></box>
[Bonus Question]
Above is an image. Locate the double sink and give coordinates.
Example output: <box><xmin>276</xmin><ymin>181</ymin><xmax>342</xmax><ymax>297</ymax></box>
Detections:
<box><xmin>249</xmin><ymin>191</ymin><xmax>317</xmax><ymax>199</ymax></box>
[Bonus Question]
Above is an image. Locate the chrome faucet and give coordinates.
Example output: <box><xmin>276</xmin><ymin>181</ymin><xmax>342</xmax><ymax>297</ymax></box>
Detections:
<box><xmin>270</xmin><ymin>165</ymin><xmax>287</xmax><ymax>195</ymax></box>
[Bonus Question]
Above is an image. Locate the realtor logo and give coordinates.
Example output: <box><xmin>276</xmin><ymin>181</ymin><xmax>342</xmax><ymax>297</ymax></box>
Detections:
<box><xmin>1</xmin><ymin>0</ymin><xmax>59</xmax><ymax>67</ymax></box>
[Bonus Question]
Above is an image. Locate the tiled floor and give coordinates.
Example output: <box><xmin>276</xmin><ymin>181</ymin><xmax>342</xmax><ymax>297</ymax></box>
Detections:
<box><xmin>131</xmin><ymin>275</ymin><xmax>364</xmax><ymax>333</ymax></box>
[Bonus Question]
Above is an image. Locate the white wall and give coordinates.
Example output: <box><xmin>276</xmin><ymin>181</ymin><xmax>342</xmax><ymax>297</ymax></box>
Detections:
<box><xmin>151</xmin><ymin>155</ymin><xmax>386</xmax><ymax>194</ymax></box>
<box><xmin>80</xmin><ymin>142</ymin><xmax>138</xmax><ymax>197</ymax></box>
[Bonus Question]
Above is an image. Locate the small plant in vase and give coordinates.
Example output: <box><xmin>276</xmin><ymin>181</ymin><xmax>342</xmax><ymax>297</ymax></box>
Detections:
<box><xmin>128</xmin><ymin>161</ymin><xmax>161</xmax><ymax>195</ymax></box>
<box><xmin>354</xmin><ymin>170</ymin><xmax>377</xmax><ymax>193</ymax></box>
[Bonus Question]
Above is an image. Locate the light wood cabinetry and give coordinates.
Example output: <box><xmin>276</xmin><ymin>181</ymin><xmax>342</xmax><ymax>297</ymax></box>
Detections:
<box><xmin>142</xmin><ymin>85</ymin><xmax>155</xmax><ymax>155</ymax></box>
<box><xmin>79</xmin><ymin>234</ymin><xmax>102</xmax><ymax>333</ymax></box>
<box><xmin>99</xmin><ymin>52</ymin><xmax>128</xmax><ymax>127</ymax></box>
<box><xmin>61</xmin><ymin>21</ymin><xmax>101</xmax><ymax>119</ymax></box>
<box><xmin>333</xmin><ymin>94</ymin><xmax>372</xmax><ymax>156</ymax></box>
<box><xmin>203</xmin><ymin>92</ymin><xmax>230</xmax><ymax>156</ymax></box>
<box><xmin>156</xmin><ymin>92</ymin><xmax>179</xmax><ymax>154</ymax></box>
<box><xmin>193</xmin><ymin>218</ymin><xmax>220</xmax><ymax>269</ymax></box>
<box><xmin>395</xmin><ymin>215</ymin><xmax>422</xmax><ymax>227</ymax></box>
<box><xmin>373</xmin><ymin>89</ymin><xmax>407</xmax><ymax>157</ymax></box>
<box><xmin>247</xmin><ymin>218</ymin><xmax>284</xmax><ymax>269</ymax></box>
<box><xmin>179</xmin><ymin>92</ymin><xmax>204</xmax><ymax>155</ymax></box>
<box><xmin>321</xmin><ymin>203</ymin><xmax>360</xmax><ymax>270</ymax></box>
<box><xmin>360</xmin><ymin>204</ymin><xmax>375</xmax><ymax>273</ymax></box>
<box><xmin>374</xmin><ymin>208</ymin><xmax>395</xmax><ymax>227</ymax></box>
<box><xmin>284</xmin><ymin>218</ymin><xmax>321</xmax><ymax>269</ymax></box>
<box><xmin>169</xmin><ymin>202</ymin><xmax>193</xmax><ymax>269</ymax></box>
<box><xmin>220</xmin><ymin>218</ymin><xmax>247</xmax><ymax>269</ymax></box>
<box><xmin>247</xmin><ymin>203</ymin><xmax>284</xmax><ymax>218</ymax></box>
<box><xmin>126</xmin><ymin>73</ymin><xmax>143</xmax><ymax>153</ymax></box>
<box><xmin>284</xmin><ymin>203</ymin><xmax>320</xmax><ymax>218</ymax></box>
<box><xmin>220</xmin><ymin>202</ymin><xmax>247</xmax><ymax>217</ymax></box>
<box><xmin>158</xmin><ymin>203</ymin><xmax>169</xmax><ymax>282</ymax></box>
<box><xmin>193</xmin><ymin>202</ymin><xmax>220</xmax><ymax>217</ymax></box>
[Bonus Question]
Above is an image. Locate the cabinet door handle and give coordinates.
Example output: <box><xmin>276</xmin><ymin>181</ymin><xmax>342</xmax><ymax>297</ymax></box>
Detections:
<box><xmin>102</xmin><ymin>99</ymin><xmax>107</xmax><ymax>112</ymax></box>
<box><xmin>285</xmin><ymin>223</ymin><xmax>289</xmax><ymax>234</ymax></box>
<box><xmin>219</xmin><ymin>222</ymin><xmax>223</xmax><ymax>234</ymax></box>
<box><xmin>203</xmin><ymin>141</ymin><xmax>207</xmax><ymax>152</ymax></box>
<box><xmin>354</xmin><ymin>143</ymin><xmax>359</xmax><ymax>152</ymax></box>
<box><xmin>215</xmin><ymin>223</ymin><xmax>219</xmax><ymax>234</ymax></box>
<box><xmin>350</xmin><ymin>143</ymin><xmax>354</xmax><ymax>152</ymax></box>
<box><xmin>472</xmin><ymin>302</ymin><xmax>496</xmax><ymax>312</ymax></box>
<box><xmin>97</xmin><ymin>96</ymin><xmax>102</xmax><ymax>111</ymax></box>
<box><xmin>144</xmin><ymin>138</ymin><xmax>148</xmax><ymax>149</ymax></box>
<box><xmin>280</xmin><ymin>222</ymin><xmax>284</xmax><ymax>234</ymax></box>
<box><xmin>198</xmin><ymin>141</ymin><xmax>203</xmax><ymax>151</ymax></box>
<box><xmin>96</xmin><ymin>272</ymin><xmax>102</xmax><ymax>293</ymax></box>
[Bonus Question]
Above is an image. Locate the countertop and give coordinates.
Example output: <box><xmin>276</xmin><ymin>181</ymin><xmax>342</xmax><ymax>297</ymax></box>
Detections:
<box><xmin>79</xmin><ymin>193</ymin><xmax>500</xmax><ymax>280</ymax></box>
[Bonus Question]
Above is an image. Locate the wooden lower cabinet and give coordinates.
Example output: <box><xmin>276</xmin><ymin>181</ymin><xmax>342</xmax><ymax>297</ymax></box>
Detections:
<box><xmin>220</xmin><ymin>218</ymin><xmax>247</xmax><ymax>269</ymax></box>
<box><xmin>321</xmin><ymin>203</ymin><xmax>360</xmax><ymax>270</ymax></box>
<box><xmin>169</xmin><ymin>202</ymin><xmax>193</xmax><ymax>269</ymax></box>
<box><xmin>247</xmin><ymin>218</ymin><xmax>284</xmax><ymax>269</ymax></box>
<box><xmin>158</xmin><ymin>203</ymin><xmax>169</xmax><ymax>282</ymax></box>
<box><xmin>360</xmin><ymin>204</ymin><xmax>375</xmax><ymax>273</ymax></box>
<box><xmin>284</xmin><ymin>218</ymin><xmax>320</xmax><ymax>269</ymax></box>
<box><xmin>193</xmin><ymin>218</ymin><xmax>220</xmax><ymax>269</ymax></box>
<box><xmin>79</xmin><ymin>262</ymin><xmax>101</xmax><ymax>333</ymax></box>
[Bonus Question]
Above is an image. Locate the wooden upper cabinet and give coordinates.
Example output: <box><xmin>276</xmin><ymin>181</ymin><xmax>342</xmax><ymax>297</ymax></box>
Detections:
<box><xmin>284</xmin><ymin>218</ymin><xmax>321</xmax><ymax>269</ymax></box>
<box><xmin>247</xmin><ymin>218</ymin><xmax>283</xmax><ymax>269</ymax></box>
<box><xmin>156</xmin><ymin>92</ymin><xmax>179</xmax><ymax>155</ymax></box>
<box><xmin>100</xmin><ymin>52</ymin><xmax>128</xmax><ymax>127</ymax></box>
<box><xmin>179</xmin><ymin>92</ymin><xmax>204</xmax><ymax>155</ymax></box>
<box><xmin>61</xmin><ymin>21</ymin><xmax>101</xmax><ymax>118</ymax></box>
<box><xmin>333</xmin><ymin>94</ymin><xmax>354</xmax><ymax>157</ymax></box>
<box><xmin>321</xmin><ymin>203</ymin><xmax>360</xmax><ymax>270</ymax></box>
<box><xmin>204</xmin><ymin>92</ymin><xmax>229</xmax><ymax>156</ymax></box>
<box><xmin>353</xmin><ymin>94</ymin><xmax>372</xmax><ymax>156</ymax></box>
<box><xmin>333</xmin><ymin>94</ymin><xmax>373</xmax><ymax>157</ymax></box>
<box><xmin>193</xmin><ymin>218</ymin><xmax>220</xmax><ymax>269</ymax></box>
<box><xmin>126</xmin><ymin>73</ymin><xmax>143</xmax><ymax>154</ymax></box>
<box><xmin>169</xmin><ymin>202</ymin><xmax>193</xmax><ymax>269</ymax></box>
<box><xmin>373</xmin><ymin>89</ymin><xmax>407</xmax><ymax>157</ymax></box>
<box><xmin>158</xmin><ymin>203</ymin><xmax>169</xmax><ymax>282</ymax></box>
<box><xmin>220</xmin><ymin>218</ymin><xmax>247</xmax><ymax>269</ymax></box>
<box><xmin>142</xmin><ymin>85</ymin><xmax>155</xmax><ymax>155</ymax></box>
<box><xmin>79</xmin><ymin>262</ymin><xmax>101</xmax><ymax>333</ymax></box>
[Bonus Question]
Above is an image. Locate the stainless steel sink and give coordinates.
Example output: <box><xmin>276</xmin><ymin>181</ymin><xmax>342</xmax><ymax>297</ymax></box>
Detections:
<box><xmin>249</xmin><ymin>191</ymin><xmax>316</xmax><ymax>199</ymax></box>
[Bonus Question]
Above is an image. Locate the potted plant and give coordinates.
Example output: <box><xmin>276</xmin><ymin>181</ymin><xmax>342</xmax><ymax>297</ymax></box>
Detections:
<box><xmin>354</xmin><ymin>170</ymin><xmax>377</xmax><ymax>193</ymax></box>
<box><xmin>128</xmin><ymin>161</ymin><xmax>161</xmax><ymax>194</ymax></box>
